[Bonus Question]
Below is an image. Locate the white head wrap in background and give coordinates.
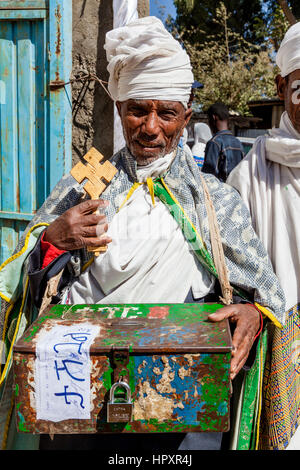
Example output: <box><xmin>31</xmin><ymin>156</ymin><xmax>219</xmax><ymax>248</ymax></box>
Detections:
<box><xmin>104</xmin><ymin>16</ymin><xmax>194</xmax><ymax>106</ymax></box>
<box><xmin>276</xmin><ymin>21</ymin><xmax>300</xmax><ymax>77</ymax></box>
<box><xmin>193</xmin><ymin>122</ymin><xmax>212</xmax><ymax>145</ymax></box>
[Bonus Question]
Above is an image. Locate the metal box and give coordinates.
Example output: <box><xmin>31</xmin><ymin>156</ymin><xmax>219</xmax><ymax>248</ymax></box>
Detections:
<box><xmin>13</xmin><ymin>303</ymin><xmax>232</xmax><ymax>434</ymax></box>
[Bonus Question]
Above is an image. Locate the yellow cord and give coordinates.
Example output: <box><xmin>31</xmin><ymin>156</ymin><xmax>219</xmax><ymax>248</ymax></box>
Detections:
<box><xmin>0</xmin><ymin>223</ymin><xmax>49</xmax><ymax>302</ymax></box>
<box><xmin>118</xmin><ymin>179</ymin><xmax>158</xmax><ymax>212</ymax></box>
<box><xmin>117</xmin><ymin>182</ymin><xmax>142</xmax><ymax>212</ymax></box>
<box><xmin>0</xmin><ymin>278</ymin><xmax>29</xmax><ymax>386</ymax></box>
<box><xmin>146</xmin><ymin>178</ymin><xmax>155</xmax><ymax>206</ymax></box>
<box><xmin>0</xmin><ymin>303</ymin><xmax>14</xmax><ymax>375</ymax></box>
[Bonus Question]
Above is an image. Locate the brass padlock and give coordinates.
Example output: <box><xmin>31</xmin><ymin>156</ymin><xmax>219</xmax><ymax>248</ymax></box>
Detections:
<box><xmin>107</xmin><ymin>381</ymin><xmax>133</xmax><ymax>423</ymax></box>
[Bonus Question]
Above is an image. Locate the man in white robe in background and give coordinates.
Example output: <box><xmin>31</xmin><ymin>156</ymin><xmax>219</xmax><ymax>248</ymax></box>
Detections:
<box><xmin>228</xmin><ymin>22</ymin><xmax>300</xmax><ymax>450</ymax></box>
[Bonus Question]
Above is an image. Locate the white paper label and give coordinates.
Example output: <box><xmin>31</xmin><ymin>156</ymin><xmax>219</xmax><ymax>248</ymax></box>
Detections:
<box><xmin>35</xmin><ymin>322</ymin><xmax>100</xmax><ymax>422</ymax></box>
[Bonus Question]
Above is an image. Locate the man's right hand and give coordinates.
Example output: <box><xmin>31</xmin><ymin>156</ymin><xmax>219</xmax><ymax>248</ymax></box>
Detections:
<box><xmin>43</xmin><ymin>199</ymin><xmax>112</xmax><ymax>251</ymax></box>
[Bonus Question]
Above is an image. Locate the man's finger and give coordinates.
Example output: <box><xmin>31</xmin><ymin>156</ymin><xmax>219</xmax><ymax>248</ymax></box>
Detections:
<box><xmin>81</xmin><ymin>224</ymin><xmax>108</xmax><ymax>238</ymax></box>
<box><xmin>230</xmin><ymin>338</ymin><xmax>252</xmax><ymax>379</ymax></box>
<box><xmin>231</xmin><ymin>320</ymin><xmax>252</xmax><ymax>352</ymax></box>
<box><xmin>77</xmin><ymin>199</ymin><xmax>109</xmax><ymax>214</ymax></box>
<box><xmin>83</xmin><ymin>236</ymin><xmax>112</xmax><ymax>247</ymax></box>
<box><xmin>81</xmin><ymin>213</ymin><xmax>107</xmax><ymax>227</ymax></box>
<box><xmin>208</xmin><ymin>305</ymin><xmax>237</xmax><ymax>322</ymax></box>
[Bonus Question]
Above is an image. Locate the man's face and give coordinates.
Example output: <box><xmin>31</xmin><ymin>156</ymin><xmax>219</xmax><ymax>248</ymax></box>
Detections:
<box><xmin>276</xmin><ymin>69</ymin><xmax>300</xmax><ymax>133</ymax></box>
<box><xmin>117</xmin><ymin>99</ymin><xmax>192</xmax><ymax>166</ymax></box>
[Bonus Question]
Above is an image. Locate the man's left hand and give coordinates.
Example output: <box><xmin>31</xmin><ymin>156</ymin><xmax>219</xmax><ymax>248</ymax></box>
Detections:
<box><xmin>208</xmin><ymin>304</ymin><xmax>261</xmax><ymax>380</ymax></box>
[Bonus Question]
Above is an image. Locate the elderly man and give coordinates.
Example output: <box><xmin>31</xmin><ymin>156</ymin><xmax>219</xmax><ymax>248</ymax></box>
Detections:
<box><xmin>0</xmin><ymin>17</ymin><xmax>285</xmax><ymax>451</ymax></box>
<box><xmin>228</xmin><ymin>23</ymin><xmax>300</xmax><ymax>450</ymax></box>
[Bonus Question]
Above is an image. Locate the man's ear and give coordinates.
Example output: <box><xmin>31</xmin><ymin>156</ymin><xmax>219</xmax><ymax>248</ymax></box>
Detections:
<box><xmin>276</xmin><ymin>74</ymin><xmax>286</xmax><ymax>100</ymax></box>
<box><xmin>184</xmin><ymin>106</ymin><xmax>192</xmax><ymax>126</ymax></box>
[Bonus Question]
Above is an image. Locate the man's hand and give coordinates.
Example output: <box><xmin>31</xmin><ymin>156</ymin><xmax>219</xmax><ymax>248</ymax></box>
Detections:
<box><xmin>43</xmin><ymin>199</ymin><xmax>112</xmax><ymax>251</ymax></box>
<box><xmin>208</xmin><ymin>304</ymin><xmax>261</xmax><ymax>380</ymax></box>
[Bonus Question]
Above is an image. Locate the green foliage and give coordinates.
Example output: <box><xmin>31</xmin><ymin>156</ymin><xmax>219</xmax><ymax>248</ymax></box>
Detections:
<box><xmin>171</xmin><ymin>0</ymin><xmax>265</xmax><ymax>46</ymax></box>
<box><xmin>262</xmin><ymin>1</ymin><xmax>290</xmax><ymax>50</ymax></box>
<box><xmin>172</xmin><ymin>2</ymin><xmax>278</xmax><ymax>115</ymax></box>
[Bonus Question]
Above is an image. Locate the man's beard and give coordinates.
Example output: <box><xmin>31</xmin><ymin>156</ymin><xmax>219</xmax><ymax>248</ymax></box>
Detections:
<box><xmin>124</xmin><ymin>130</ymin><xmax>182</xmax><ymax>166</ymax></box>
<box><xmin>135</xmin><ymin>148</ymin><xmax>167</xmax><ymax>166</ymax></box>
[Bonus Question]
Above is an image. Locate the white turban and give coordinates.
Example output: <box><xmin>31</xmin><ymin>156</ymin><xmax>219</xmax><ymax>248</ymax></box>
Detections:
<box><xmin>276</xmin><ymin>22</ymin><xmax>300</xmax><ymax>77</ymax></box>
<box><xmin>104</xmin><ymin>16</ymin><xmax>194</xmax><ymax>106</ymax></box>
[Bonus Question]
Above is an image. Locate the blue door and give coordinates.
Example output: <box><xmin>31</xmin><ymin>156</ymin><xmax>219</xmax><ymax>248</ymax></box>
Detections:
<box><xmin>0</xmin><ymin>0</ymin><xmax>72</xmax><ymax>264</ymax></box>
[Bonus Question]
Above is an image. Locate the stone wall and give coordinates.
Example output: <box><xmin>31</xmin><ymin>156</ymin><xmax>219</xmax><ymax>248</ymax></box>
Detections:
<box><xmin>71</xmin><ymin>0</ymin><xmax>149</xmax><ymax>166</ymax></box>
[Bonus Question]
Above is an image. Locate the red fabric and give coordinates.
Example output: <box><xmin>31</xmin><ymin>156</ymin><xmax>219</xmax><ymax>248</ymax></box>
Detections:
<box><xmin>249</xmin><ymin>303</ymin><xmax>264</xmax><ymax>341</ymax></box>
<box><xmin>41</xmin><ymin>231</ymin><xmax>66</xmax><ymax>269</ymax></box>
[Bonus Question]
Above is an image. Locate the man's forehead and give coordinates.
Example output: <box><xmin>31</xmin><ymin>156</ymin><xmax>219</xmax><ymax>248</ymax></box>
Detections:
<box><xmin>124</xmin><ymin>99</ymin><xmax>184</xmax><ymax>111</ymax></box>
<box><xmin>287</xmin><ymin>69</ymin><xmax>300</xmax><ymax>82</ymax></box>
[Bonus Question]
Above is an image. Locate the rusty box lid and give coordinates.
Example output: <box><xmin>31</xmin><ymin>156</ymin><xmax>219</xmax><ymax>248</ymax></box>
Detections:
<box><xmin>13</xmin><ymin>303</ymin><xmax>232</xmax><ymax>354</ymax></box>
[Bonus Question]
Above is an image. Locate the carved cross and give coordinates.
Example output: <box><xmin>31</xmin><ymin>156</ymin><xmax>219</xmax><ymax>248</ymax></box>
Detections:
<box><xmin>71</xmin><ymin>147</ymin><xmax>117</xmax><ymax>256</ymax></box>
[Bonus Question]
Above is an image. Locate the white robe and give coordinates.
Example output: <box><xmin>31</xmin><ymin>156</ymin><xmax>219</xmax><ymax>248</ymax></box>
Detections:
<box><xmin>228</xmin><ymin>111</ymin><xmax>300</xmax><ymax>311</ymax></box>
<box><xmin>66</xmin><ymin>152</ymin><xmax>214</xmax><ymax>305</ymax></box>
<box><xmin>227</xmin><ymin>111</ymin><xmax>300</xmax><ymax>450</ymax></box>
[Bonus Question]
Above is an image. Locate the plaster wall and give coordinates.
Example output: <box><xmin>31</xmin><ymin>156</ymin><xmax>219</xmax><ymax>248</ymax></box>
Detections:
<box><xmin>71</xmin><ymin>0</ymin><xmax>149</xmax><ymax>165</ymax></box>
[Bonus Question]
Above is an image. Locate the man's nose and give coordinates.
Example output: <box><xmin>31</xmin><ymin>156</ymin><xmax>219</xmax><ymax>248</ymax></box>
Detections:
<box><xmin>143</xmin><ymin>111</ymin><xmax>160</xmax><ymax>136</ymax></box>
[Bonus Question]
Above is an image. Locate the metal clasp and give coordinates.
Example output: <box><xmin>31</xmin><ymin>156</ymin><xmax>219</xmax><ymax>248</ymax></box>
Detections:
<box><xmin>107</xmin><ymin>380</ymin><xmax>133</xmax><ymax>423</ymax></box>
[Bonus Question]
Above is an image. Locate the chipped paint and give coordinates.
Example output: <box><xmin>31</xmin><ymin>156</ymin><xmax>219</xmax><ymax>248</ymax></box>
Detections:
<box><xmin>137</xmin><ymin>360</ymin><xmax>147</xmax><ymax>374</ymax></box>
<box><xmin>156</xmin><ymin>356</ymin><xmax>176</xmax><ymax>394</ymax></box>
<box><xmin>178</xmin><ymin>366</ymin><xmax>190</xmax><ymax>380</ymax></box>
<box><xmin>13</xmin><ymin>303</ymin><xmax>232</xmax><ymax>434</ymax></box>
<box><xmin>133</xmin><ymin>379</ymin><xmax>183</xmax><ymax>422</ymax></box>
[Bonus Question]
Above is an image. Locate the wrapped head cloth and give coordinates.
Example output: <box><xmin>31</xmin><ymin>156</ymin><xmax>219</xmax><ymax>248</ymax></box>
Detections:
<box><xmin>104</xmin><ymin>16</ymin><xmax>194</xmax><ymax>107</ymax></box>
<box><xmin>276</xmin><ymin>22</ymin><xmax>300</xmax><ymax>77</ymax></box>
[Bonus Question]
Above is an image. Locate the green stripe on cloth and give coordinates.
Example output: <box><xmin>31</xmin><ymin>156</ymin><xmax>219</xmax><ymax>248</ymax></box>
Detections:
<box><xmin>154</xmin><ymin>178</ymin><xmax>250</xmax><ymax>301</ymax></box>
<box><xmin>153</xmin><ymin>177</ymin><xmax>267</xmax><ymax>451</ymax></box>
<box><xmin>236</xmin><ymin>329</ymin><xmax>268</xmax><ymax>449</ymax></box>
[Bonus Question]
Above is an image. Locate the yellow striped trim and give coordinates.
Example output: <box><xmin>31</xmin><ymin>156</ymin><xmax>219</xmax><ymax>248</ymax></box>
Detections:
<box><xmin>160</xmin><ymin>177</ymin><xmax>206</xmax><ymax>247</ymax></box>
<box><xmin>0</xmin><ymin>291</ymin><xmax>10</xmax><ymax>303</ymax></box>
<box><xmin>0</xmin><ymin>278</ymin><xmax>29</xmax><ymax>387</ymax></box>
<box><xmin>255</xmin><ymin>302</ymin><xmax>283</xmax><ymax>329</ymax></box>
<box><xmin>0</xmin><ymin>302</ymin><xmax>14</xmax><ymax>376</ymax></box>
<box><xmin>0</xmin><ymin>223</ymin><xmax>49</xmax><ymax>303</ymax></box>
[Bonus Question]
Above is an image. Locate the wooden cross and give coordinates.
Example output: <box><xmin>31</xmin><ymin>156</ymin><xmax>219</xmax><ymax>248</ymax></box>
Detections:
<box><xmin>70</xmin><ymin>147</ymin><xmax>117</xmax><ymax>256</ymax></box>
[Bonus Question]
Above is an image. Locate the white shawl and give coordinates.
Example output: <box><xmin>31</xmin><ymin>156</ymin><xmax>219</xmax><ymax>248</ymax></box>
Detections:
<box><xmin>227</xmin><ymin>111</ymin><xmax>300</xmax><ymax>310</ymax></box>
<box><xmin>67</xmin><ymin>152</ymin><xmax>214</xmax><ymax>305</ymax></box>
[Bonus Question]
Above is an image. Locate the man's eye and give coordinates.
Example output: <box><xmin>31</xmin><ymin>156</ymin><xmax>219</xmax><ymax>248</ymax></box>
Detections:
<box><xmin>159</xmin><ymin>112</ymin><xmax>176</xmax><ymax>119</ymax></box>
<box><xmin>130</xmin><ymin>110</ymin><xmax>147</xmax><ymax>117</ymax></box>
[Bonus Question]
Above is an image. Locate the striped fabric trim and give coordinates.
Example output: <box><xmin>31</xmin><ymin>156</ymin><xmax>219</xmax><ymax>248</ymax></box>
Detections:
<box><xmin>258</xmin><ymin>303</ymin><xmax>300</xmax><ymax>450</ymax></box>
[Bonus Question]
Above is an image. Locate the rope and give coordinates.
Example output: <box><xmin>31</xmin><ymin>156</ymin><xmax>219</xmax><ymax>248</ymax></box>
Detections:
<box><xmin>199</xmin><ymin>173</ymin><xmax>233</xmax><ymax>305</ymax></box>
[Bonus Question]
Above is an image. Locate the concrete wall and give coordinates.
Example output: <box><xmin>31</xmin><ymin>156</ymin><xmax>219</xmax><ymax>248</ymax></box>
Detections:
<box><xmin>71</xmin><ymin>0</ymin><xmax>149</xmax><ymax>166</ymax></box>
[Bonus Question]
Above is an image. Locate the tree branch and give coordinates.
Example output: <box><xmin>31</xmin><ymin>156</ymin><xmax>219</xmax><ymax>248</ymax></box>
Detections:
<box><xmin>277</xmin><ymin>0</ymin><xmax>297</xmax><ymax>25</ymax></box>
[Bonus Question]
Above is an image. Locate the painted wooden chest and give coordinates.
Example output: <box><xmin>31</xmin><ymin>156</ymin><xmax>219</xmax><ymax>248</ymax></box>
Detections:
<box><xmin>13</xmin><ymin>303</ymin><xmax>232</xmax><ymax>434</ymax></box>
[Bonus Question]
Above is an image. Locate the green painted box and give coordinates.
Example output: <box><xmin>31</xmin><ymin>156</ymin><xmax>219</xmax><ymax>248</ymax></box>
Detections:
<box><xmin>13</xmin><ymin>303</ymin><xmax>232</xmax><ymax>434</ymax></box>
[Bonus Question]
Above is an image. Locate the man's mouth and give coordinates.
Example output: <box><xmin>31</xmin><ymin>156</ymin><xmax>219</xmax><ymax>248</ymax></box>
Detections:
<box><xmin>135</xmin><ymin>140</ymin><xmax>164</xmax><ymax>150</ymax></box>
